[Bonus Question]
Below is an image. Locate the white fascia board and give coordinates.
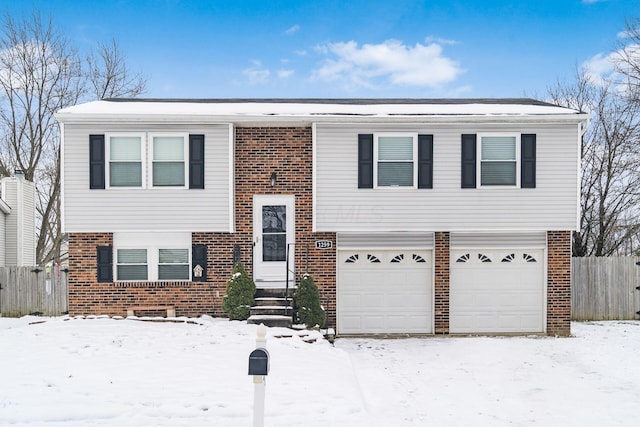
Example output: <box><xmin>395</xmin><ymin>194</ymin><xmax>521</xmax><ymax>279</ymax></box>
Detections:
<box><xmin>60</xmin><ymin>122</ymin><xmax>66</xmax><ymax>233</ymax></box>
<box><xmin>312</xmin><ymin>122</ymin><xmax>317</xmax><ymax>233</ymax></box>
<box><xmin>228</xmin><ymin>123</ymin><xmax>235</xmax><ymax>233</ymax></box>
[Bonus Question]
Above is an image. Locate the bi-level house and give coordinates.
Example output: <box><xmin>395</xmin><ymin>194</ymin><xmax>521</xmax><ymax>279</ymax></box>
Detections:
<box><xmin>55</xmin><ymin>99</ymin><xmax>587</xmax><ymax>336</ymax></box>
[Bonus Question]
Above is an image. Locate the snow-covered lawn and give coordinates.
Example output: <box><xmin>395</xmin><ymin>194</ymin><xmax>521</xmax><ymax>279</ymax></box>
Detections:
<box><xmin>1</xmin><ymin>316</ymin><xmax>638</xmax><ymax>426</ymax></box>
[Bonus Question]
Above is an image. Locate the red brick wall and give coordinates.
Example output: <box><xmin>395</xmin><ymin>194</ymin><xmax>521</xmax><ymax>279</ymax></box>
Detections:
<box><xmin>434</xmin><ymin>231</ymin><xmax>450</xmax><ymax>334</ymax></box>
<box><xmin>232</xmin><ymin>127</ymin><xmax>337</xmax><ymax>327</ymax></box>
<box><xmin>68</xmin><ymin>126</ymin><xmax>336</xmax><ymax>323</ymax></box>
<box><xmin>68</xmin><ymin>232</ymin><xmax>222</xmax><ymax>317</ymax></box>
<box><xmin>547</xmin><ymin>230</ymin><xmax>572</xmax><ymax>336</ymax></box>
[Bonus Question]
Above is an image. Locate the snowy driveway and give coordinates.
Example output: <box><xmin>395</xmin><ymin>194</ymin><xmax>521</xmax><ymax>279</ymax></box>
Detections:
<box><xmin>0</xmin><ymin>316</ymin><xmax>638</xmax><ymax>426</ymax></box>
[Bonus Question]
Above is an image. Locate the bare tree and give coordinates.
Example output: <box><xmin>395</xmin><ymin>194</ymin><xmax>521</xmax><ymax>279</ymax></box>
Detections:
<box><xmin>0</xmin><ymin>10</ymin><xmax>147</xmax><ymax>265</ymax></box>
<box><xmin>548</xmin><ymin>69</ymin><xmax>640</xmax><ymax>256</ymax></box>
<box><xmin>613</xmin><ymin>17</ymin><xmax>640</xmax><ymax>102</ymax></box>
<box><xmin>86</xmin><ymin>38</ymin><xmax>147</xmax><ymax>99</ymax></box>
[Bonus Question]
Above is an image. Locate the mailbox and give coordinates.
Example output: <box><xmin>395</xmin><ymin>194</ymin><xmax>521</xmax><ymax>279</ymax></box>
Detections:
<box><xmin>248</xmin><ymin>348</ymin><xmax>270</xmax><ymax>376</ymax></box>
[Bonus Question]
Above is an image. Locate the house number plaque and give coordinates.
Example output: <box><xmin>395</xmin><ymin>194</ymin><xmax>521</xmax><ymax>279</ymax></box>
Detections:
<box><xmin>315</xmin><ymin>240</ymin><xmax>333</xmax><ymax>250</ymax></box>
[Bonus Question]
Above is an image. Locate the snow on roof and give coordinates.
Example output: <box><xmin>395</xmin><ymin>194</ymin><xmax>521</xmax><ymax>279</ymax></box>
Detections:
<box><xmin>55</xmin><ymin>98</ymin><xmax>587</xmax><ymax>124</ymax></box>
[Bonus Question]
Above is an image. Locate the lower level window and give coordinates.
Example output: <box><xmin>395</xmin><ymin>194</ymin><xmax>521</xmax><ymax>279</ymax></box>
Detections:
<box><xmin>117</xmin><ymin>249</ymin><xmax>148</xmax><ymax>280</ymax></box>
<box><xmin>114</xmin><ymin>232</ymin><xmax>191</xmax><ymax>281</ymax></box>
<box><xmin>158</xmin><ymin>249</ymin><xmax>190</xmax><ymax>280</ymax></box>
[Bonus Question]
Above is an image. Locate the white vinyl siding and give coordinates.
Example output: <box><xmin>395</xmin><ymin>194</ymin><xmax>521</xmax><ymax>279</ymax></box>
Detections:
<box><xmin>315</xmin><ymin>123</ymin><xmax>580</xmax><ymax>232</ymax></box>
<box><xmin>62</xmin><ymin>124</ymin><xmax>231</xmax><ymax>232</ymax></box>
<box><xmin>1</xmin><ymin>177</ymin><xmax>35</xmax><ymax>266</ymax></box>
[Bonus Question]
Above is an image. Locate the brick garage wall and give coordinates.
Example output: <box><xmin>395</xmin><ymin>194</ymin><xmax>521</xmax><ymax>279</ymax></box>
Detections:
<box><xmin>68</xmin><ymin>232</ymin><xmax>228</xmax><ymax>317</ymax></box>
<box><xmin>434</xmin><ymin>231</ymin><xmax>450</xmax><ymax>334</ymax></box>
<box><xmin>547</xmin><ymin>230</ymin><xmax>572</xmax><ymax>336</ymax></box>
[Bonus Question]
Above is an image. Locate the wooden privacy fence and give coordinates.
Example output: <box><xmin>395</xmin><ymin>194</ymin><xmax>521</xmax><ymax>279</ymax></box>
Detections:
<box><xmin>572</xmin><ymin>256</ymin><xmax>640</xmax><ymax>321</ymax></box>
<box><xmin>0</xmin><ymin>266</ymin><xmax>68</xmax><ymax>317</ymax></box>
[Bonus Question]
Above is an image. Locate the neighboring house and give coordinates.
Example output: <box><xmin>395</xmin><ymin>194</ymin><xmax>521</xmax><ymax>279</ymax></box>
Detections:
<box><xmin>55</xmin><ymin>99</ymin><xmax>588</xmax><ymax>336</ymax></box>
<box><xmin>0</xmin><ymin>174</ymin><xmax>36</xmax><ymax>266</ymax></box>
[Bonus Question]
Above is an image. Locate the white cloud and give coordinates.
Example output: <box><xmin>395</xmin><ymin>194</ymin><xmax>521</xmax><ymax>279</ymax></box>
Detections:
<box><xmin>294</xmin><ymin>49</ymin><xmax>308</xmax><ymax>56</ymax></box>
<box><xmin>312</xmin><ymin>39</ymin><xmax>463</xmax><ymax>88</ymax></box>
<box><xmin>242</xmin><ymin>61</ymin><xmax>270</xmax><ymax>84</ymax></box>
<box><xmin>583</xmin><ymin>51</ymin><xmax>616</xmax><ymax>84</ymax></box>
<box><xmin>582</xmin><ymin>0</ymin><xmax>604</xmax><ymax>4</ymax></box>
<box><xmin>425</xmin><ymin>36</ymin><xmax>460</xmax><ymax>46</ymax></box>
<box><xmin>285</xmin><ymin>25</ymin><xmax>300</xmax><ymax>35</ymax></box>
<box><xmin>277</xmin><ymin>69</ymin><xmax>294</xmax><ymax>79</ymax></box>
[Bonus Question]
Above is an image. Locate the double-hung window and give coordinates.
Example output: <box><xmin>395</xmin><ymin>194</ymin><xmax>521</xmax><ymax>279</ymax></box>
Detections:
<box><xmin>479</xmin><ymin>134</ymin><xmax>519</xmax><ymax>186</ymax></box>
<box><xmin>151</xmin><ymin>134</ymin><xmax>188</xmax><ymax>187</ymax></box>
<box><xmin>158</xmin><ymin>249</ymin><xmax>190</xmax><ymax>280</ymax></box>
<box><xmin>108</xmin><ymin>134</ymin><xmax>145</xmax><ymax>187</ymax></box>
<box><xmin>117</xmin><ymin>249</ymin><xmax>148</xmax><ymax>280</ymax></box>
<box><xmin>374</xmin><ymin>134</ymin><xmax>417</xmax><ymax>188</ymax></box>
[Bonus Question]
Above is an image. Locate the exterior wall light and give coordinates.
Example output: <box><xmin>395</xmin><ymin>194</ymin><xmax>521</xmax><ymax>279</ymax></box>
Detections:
<box><xmin>270</xmin><ymin>172</ymin><xmax>277</xmax><ymax>187</ymax></box>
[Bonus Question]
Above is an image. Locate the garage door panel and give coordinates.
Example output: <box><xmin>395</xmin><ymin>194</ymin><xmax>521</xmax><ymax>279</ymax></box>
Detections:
<box><xmin>451</xmin><ymin>249</ymin><xmax>544</xmax><ymax>334</ymax></box>
<box><xmin>338</xmin><ymin>250</ymin><xmax>432</xmax><ymax>334</ymax></box>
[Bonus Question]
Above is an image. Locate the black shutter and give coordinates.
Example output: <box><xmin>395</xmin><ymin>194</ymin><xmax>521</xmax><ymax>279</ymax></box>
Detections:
<box><xmin>97</xmin><ymin>246</ymin><xmax>113</xmax><ymax>282</ymax></box>
<box><xmin>89</xmin><ymin>135</ymin><xmax>105</xmax><ymax>189</ymax></box>
<box><xmin>189</xmin><ymin>134</ymin><xmax>205</xmax><ymax>189</ymax></box>
<box><xmin>521</xmin><ymin>134</ymin><xmax>536</xmax><ymax>188</ymax></box>
<box><xmin>417</xmin><ymin>134</ymin><xmax>434</xmax><ymax>189</ymax></box>
<box><xmin>192</xmin><ymin>244</ymin><xmax>207</xmax><ymax>281</ymax></box>
<box><xmin>461</xmin><ymin>134</ymin><xmax>477</xmax><ymax>188</ymax></box>
<box><xmin>358</xmin><ymin>134</ymin><xmax>374</xmax><ymax>189</ymax></box>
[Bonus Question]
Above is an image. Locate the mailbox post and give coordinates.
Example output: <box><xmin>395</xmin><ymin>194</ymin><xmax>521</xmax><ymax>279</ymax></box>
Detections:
<box><xmin>249</xmin><ymin>323</ymin><xmax>269</xmax><ymax>427</ymax></box>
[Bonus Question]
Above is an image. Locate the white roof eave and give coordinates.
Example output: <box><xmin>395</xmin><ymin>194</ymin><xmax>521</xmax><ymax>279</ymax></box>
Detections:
<box><xmin>55</xmin><ymin>112</ymin><xmax>589</xmax><ymax>125</ymax></box>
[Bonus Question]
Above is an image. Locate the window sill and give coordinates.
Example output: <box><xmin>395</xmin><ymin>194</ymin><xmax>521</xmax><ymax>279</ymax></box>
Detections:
<box><xmin>113</xmin><ymin>281</ymin><xmax>192</xmax><ymax>288</ymax></box>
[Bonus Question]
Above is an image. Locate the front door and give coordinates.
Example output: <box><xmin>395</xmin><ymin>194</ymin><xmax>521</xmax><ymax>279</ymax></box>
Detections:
<box><xmin>253</xmin><ymin>195</ymin><xmax>295</xmax><ymax>284</ymax></box>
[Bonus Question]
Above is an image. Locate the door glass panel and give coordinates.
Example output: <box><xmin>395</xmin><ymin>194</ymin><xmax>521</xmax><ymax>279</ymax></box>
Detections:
<box><xmin>262</xmin><ymin>205</ymin><xmax>286</xmax><ymax>262</ymax></box>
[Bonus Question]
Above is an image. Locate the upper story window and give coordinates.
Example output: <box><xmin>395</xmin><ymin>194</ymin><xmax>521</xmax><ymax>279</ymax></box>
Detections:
<box><xmin>358</xmin><ymin>133</ymin><xmax>432</xmax><ymax>189</ymax></box>
<box><xmin>479</xmin><ymin>134</ymin><xmax>519</xmax><ymax>187</ymax></box>
<box><xmin>374</xmin><ymin>134</ymin><xmax>417</xmax><ymax>188</ymax></box>
<box><xmin>461</xmin><ymin>133</ymin><xmax>535</xmax><ymax>189</ymax></box>
<box><xmin>104</xmin><ymin>133</ymin><xmax>190</xmax><ymax>189</ymax></box>
<box><xmin>151</xmin><ymin>134</ymin><xmax>188</xmax><ymax>187</ymax></box>
<box><xmin>108</xmin><ymin>135</ymin><xmax>145</xmax><ymax>187</ymax></box>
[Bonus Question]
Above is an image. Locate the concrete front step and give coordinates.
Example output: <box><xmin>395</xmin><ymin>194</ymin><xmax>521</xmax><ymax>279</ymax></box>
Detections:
<box><xmin>247</xmin><ymin>315</ymin><xmax>293</xmax><ymax>328</ymax></box>
<box><xmin>250</xmin><ymin>305</ymin><xmax>293</xmax><ymax>316</ymax></box>
<box><xmin>255</xmin><ymin>287</ymin><xmax>295</xmax><ymax>298</ymax></box>
<box><xmin>254</xmin><ymin>297</ymin><xmax>292</xmax><ymax>307</ymax></box>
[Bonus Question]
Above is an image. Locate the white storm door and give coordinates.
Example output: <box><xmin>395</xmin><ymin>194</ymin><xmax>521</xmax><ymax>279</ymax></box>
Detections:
<box><xmin>253</xmin><ymin>195</ymin><xmax>295</xmax><ymax>282</ymax></box>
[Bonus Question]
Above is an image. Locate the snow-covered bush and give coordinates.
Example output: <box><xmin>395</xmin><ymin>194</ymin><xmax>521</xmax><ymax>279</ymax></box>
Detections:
<box><xmin>222</xmin><ymin>262</ymin><xmax>256</xmax><ymax>320</ymax></box>
<box><xmin>295</xmin><ymin>274</ymin><xmax>326</xmax><ymax>328</ymax></box>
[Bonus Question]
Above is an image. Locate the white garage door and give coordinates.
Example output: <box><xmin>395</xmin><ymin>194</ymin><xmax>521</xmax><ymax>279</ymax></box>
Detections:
<box><xmin>337</xmin><ymin>250</ymin><xmax>432</xmax><ymax>334</ymax></box>
<box><xmin>450</xmin><ymin>249</ymin><xmax>545</xmax><ymax>334</ymax></box>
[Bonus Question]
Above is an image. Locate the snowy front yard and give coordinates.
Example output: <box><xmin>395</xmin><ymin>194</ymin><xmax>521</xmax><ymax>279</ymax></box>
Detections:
<box><xmin>1</xmin><ymin>317</ymin><xmax>638</xmax><ymax>426</ymax></box>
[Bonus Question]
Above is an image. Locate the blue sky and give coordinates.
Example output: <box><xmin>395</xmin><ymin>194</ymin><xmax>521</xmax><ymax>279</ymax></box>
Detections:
<box><xmin>3</xmin><ymin>0</ymin><xmax>638</xmax><ymax>99</ymax></box>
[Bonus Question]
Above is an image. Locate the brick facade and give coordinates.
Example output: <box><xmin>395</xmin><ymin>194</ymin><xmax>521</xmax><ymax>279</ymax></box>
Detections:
<box><xmin>67</xmin><ymin>126</ymin><xmax>571</xmax><ymax>336</ymax></box>
<box><xmin>68</xmin><ymin>127</ymin><xmax>337</xmax><ymax>325</ymax></box>
<box><xmin>546</xmin><ymin>230</ymin><xmax>572</xmax><ymax>336</ymax></box>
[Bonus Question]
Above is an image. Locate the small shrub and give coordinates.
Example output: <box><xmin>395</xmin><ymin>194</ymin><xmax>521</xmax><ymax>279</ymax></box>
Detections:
<box><xmin>222</xmin><ymin>262</ymin><xmax>256</xmax><ymax>320</ymax></box>
<box><xmin>295</xmin><ymin>274</ymin><xmax>326</xmax><ymax>328</ymax></box>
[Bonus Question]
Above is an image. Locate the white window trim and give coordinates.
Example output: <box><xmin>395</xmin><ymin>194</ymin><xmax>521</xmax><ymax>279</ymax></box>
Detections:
<box><xmin>373</xmin><ymin>132</ymin><xmax>418</xmax><ymax>189</ymax></box>
<box><xmin>477</xmin><ymin>132</ymin><xmax>520</xmax><ymax>188</ymax></box>
<box><xmin>113</xmin><ymin>232</ymin><xmax>191</xmax><ymax>282</ymax></box>
<box><xmin>105</xmin><ymin>132</ymin><xmax>147</xmax><ymax>189</ymax></box>
<box><xmin>148</xmin><ymin>132</ymin><xmax>189</xmax><ymax>189</ymax></box>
